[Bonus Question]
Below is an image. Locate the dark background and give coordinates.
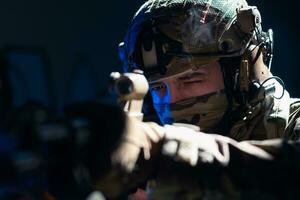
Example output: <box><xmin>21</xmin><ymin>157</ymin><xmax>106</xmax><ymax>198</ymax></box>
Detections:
<box><xmin>0</xmin><ymin>0</ymin><xmax>298</xmax><ymax>111</ymax></box>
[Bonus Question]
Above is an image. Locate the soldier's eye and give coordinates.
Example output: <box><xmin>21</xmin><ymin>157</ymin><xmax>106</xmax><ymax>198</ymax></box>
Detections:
<box><xmin>150</xmin><ymin>82</ymin><xmax>168</xmax><ymax>97</ymax></box>
<box><xmin>150</xmin><ymin>83</ymin><xmax>166</xmax><ymax>91</ymax></box>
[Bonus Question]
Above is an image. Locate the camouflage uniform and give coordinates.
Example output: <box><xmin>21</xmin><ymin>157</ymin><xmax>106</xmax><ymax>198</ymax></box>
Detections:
<box><xmin>119</xmin><ymin>0</ymin><xmax>300</xmax><ymax>141</ymax></box>
<box><xmin>228</xmin><ymin>90</ymin><xmax>300</xmax><ymax>140</ymax></box>
<box><xmin>98</xmin><ymin>0</ymin><xmax>300</xmax><ymax>199</ymax></box>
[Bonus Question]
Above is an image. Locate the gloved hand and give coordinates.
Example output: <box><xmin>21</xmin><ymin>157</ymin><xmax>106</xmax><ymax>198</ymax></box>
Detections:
<box><xmin>161</xmin><ymin>124</ymin><xmax>273</xmax><ymax>167</ymax></box>
<box><xmin>111</xmin><ymin>116</ymin><xmax>165</xmax><ymax>172</ymax></box>
<box><xmin>111</xmin><ymin>118</ymin><xmax>273</xmax><ymax>172</ymax></box>
<box><xmin>162</xmin><ymin>124</ymin><xmax>230</xmax><ymax>166</ymax></box>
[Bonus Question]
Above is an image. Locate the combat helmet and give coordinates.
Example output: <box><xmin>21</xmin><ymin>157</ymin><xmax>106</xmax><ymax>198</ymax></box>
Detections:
<box><xmin>120</xmin><ymin>0</ymin><xmax>274</xmax><ymax>97</ymax></box>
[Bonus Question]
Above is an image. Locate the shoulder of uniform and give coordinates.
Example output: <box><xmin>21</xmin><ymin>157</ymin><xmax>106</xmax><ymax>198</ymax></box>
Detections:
<box><xmin>284</xmin><ymin>98</ymin><xmax>300</xmax><ymax>140</ymax></box>
<box><xmin>290</xmin><ymin>98</ymin><xmax>300</xmax><ymax>112</ymax></box>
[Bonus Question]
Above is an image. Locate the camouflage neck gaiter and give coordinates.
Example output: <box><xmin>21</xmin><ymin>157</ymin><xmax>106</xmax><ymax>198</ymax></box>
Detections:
<box><xmin>153</xmin><ymin>91</ymin><xmax>228</xmax><ymax>132</ymax></box>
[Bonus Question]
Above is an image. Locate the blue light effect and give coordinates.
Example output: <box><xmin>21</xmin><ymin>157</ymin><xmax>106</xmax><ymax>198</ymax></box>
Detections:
<box><xmin>6</xmin><ymin>51</ymin><xmax>51</xmax><ymax>107</ymax></box>
<box><xmin>0</xmin><ymin>130</ymin><xmax>17</xmax><ymax>153</ymax></box>
<box><xmin>150</xmin><ymin>83</ymin><xmax>174</xmax><ymax>125</ymax></box>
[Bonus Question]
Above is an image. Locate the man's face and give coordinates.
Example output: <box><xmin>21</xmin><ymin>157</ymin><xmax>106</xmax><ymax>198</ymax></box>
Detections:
<box><xmin>150</xmin><ymin>58</ymin><xmax>225</xmax><ymax>105</ymax></box>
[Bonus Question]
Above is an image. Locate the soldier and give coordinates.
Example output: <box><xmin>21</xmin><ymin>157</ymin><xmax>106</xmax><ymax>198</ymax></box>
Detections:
<box><xmin>97</xmin><ymin>0</ymin><xmax>300</xmax><ymax>199</ymax></box>
<box><xmin>118</xmin><ymin>0</ymin><xmax>300</xmax><ymax>140</ymax></box>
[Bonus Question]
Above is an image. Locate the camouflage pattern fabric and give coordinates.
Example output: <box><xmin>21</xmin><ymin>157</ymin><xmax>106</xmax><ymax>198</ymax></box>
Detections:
<box><xmin>153</xmin><ymin>91</ymin><xmax>228</xmax><ymax>132</ymax></box>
